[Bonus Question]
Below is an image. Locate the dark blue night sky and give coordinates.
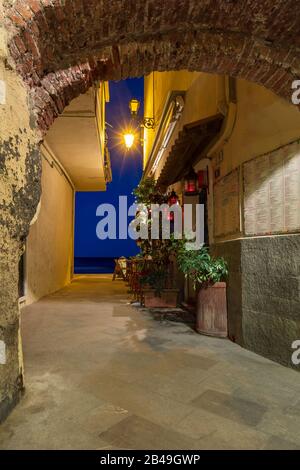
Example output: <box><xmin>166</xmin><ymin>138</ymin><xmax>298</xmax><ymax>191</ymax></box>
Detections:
<box><xmin>74</xmin><ymin>78</ymin><xmax>143</xmax><ymax>273</ymax></box>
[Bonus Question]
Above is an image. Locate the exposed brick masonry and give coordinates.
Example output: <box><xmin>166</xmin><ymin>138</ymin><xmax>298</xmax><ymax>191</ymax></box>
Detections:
<box><xmin>4</xmin><ymin>0</ymin><xmax>300</xmax><ymax>133</ymax></box>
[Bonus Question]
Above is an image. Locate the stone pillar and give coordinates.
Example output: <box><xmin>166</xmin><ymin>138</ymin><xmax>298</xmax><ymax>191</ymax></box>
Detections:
<box><xmin>0</xmin><ymin>227</ymin><xmax>24</xmax><ymax>422</ymax></box>
<box><xmin>0</xmin><ymin>1</ymin><xmax>42</xmax><ymax>421</ymax></box>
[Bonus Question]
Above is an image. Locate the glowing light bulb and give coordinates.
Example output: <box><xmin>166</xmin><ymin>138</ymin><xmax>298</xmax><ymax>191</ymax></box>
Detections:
<box><xmin>124</xmin><ymin>133</ymin><xmax>135</xmax><ymax>150</ymax></box>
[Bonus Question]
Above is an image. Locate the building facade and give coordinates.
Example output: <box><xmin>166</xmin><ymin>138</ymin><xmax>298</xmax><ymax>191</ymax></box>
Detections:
<box><xmin>143</xmin><ymin>71</ymin><xmax>300</xmax><ymax>368</ymax></box>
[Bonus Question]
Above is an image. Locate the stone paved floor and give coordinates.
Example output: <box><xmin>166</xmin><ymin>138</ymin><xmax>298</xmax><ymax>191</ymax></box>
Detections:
<box><xmin>0</xmin><ymin>275</ymin><xmax>300</xmax><ymax>450</ymax></box>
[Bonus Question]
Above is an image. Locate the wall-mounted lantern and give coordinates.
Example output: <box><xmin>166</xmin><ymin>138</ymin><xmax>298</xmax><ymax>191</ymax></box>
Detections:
<box><xmin>123</xmin><ymin>132</ymin><xmax>135</xmax><ymax>150</ymax></box>
<box><xmin>198</xmin><ymin>169</ymin><xmax>209</xmax><ymax>190</ymax></box>
<box><xmin>122</xmin><ymin>74</ymin><xmax>157</xmax><ymax>151</ymax></box>
<box><xmin>122</xmin><ymin>97</ymin><xmax>156</xmax><ymax>151</ymax></box>
<box><xmin>129</xmin><ymin>98</ymin><xmax>140</xmax><ymax>116</ymax></box>
<box><xmin>128</xmin><ymin>97</ymin><xmax>155</xmax><ymax>130</ymax></box>
<box><xmin>184</xmin><ymin>168</ymin><xmax>198</xmax><ymax>195</ymax></box>
<box><xmin>166</xmin><ymin>189</ymin><xmax>180</xmax><ymax>222</ymax></box>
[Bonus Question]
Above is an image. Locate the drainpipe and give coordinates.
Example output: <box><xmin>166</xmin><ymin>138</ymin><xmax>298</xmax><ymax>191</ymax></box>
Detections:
<box><xmin>206</xmin><ymin>76</ymin><xmax>237</xmax><ymax>158</ymax></box>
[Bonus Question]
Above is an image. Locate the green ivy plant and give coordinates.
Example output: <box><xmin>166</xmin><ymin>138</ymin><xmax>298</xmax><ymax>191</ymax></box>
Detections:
<box><xmin>133</xmin><ymin>177</ymin><xmax>167</xmax><ymax>206</ymax></box>
<box><xmin>133</xmin><ymin>178</ymin><xmax>172</xmax><ymax>264</ymax></box>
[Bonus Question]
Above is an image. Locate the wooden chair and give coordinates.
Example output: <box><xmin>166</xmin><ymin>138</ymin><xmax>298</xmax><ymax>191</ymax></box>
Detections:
<box><xmin>112</xmin><ymin>257</ymin><xmax>127</xmax><ymax>281</ymax></box>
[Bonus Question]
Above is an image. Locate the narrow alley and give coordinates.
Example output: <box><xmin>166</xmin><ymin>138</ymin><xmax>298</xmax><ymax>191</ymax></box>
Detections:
<box><xmin>0</xmin><ymin>276</ymin><xmax>299</xmax><ymax>450</ymax></box>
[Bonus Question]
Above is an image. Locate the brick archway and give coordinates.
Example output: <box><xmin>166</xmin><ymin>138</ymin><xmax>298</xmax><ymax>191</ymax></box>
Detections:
<box><xmin>1</xmin><ymin>0</ymin><xmax>300</xmax><ymax>422</ymax></box>
<box><xmin>5</xmin><ymin>0</ymin><xmax>300</xmax><ymax>134</ymax></box>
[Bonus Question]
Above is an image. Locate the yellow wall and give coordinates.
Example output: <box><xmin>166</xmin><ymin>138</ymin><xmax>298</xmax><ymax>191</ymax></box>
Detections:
<box><xmin>145</xmin><ymin>71</ymin><xmax>300</xmax><ymax>176</ymax></box>
<box><xmin>144</xmin><ymin>71</ymin><xmax>220</xmax><ymax>178</ymax></box>
<box><xmin>212</xmin><ymin>79</ymin><xmax>300</xmax><ymax>242</ymax></box>
<box><xmin>144</xmin><ymin>71</ymin><xmax>200</xmax><ymax>167</ymax></box>
<box><xmin>220</xmin><ymin>78</ymin><xmax>300</xmax><ymax>176</ymax></box>
<box><xmin>25</xmin><ymin>148</ymin><xmax>74</xmax><ymax>305</ymax></box>
<box><xmin>144</xmin><ymin>71</ymin><xmax>300</xmax><ymax>243</ymax></box>
<box><xmin>95</xmin><ymin>81</ymin><xmax>110</xmax><ymax>171</ymax></box>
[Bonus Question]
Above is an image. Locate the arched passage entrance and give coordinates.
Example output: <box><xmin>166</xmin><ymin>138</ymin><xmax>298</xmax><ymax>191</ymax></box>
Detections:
<box><xmin>1</xmin><ymin>0</ymin><xmax>300</xmax><ymax>421</ymax></box>
<box><xmin>6</xmin><ymin>0</ymin><xmax>300</xmax><ymax>134</ymax></box>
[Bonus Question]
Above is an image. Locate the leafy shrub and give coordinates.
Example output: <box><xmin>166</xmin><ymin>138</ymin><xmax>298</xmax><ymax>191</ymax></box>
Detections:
<box><xmin>174</xmin><ymin>242</ymin><xmax>228</xmax><ymax>289</ymax></box>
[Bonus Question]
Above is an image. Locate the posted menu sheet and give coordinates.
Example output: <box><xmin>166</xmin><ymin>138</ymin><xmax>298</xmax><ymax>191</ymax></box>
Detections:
<box><xmin>243</xmin><ymin>141</ymin><xmax>300</xmax><ymax>236</ymax></box>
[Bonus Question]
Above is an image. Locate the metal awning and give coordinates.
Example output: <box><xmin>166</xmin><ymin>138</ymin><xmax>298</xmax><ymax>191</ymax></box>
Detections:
<box><xmin>157</xmin><ymin>114</ymin><xmax>223</xmax><ymax>188</ymax></box>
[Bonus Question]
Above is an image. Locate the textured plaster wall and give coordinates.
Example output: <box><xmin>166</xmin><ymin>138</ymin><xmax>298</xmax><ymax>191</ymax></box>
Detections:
<box><xmin>219</xmin><ymin>79</ymin><xmax>300</xmax><ymax>178</ymax></box>
<box><xmin>25</xmin><ymin>149</ymin><xmax>73</xmax><ymax>305</ymax></box>
<box><xmin>0</xmin><ymin>0</ymin><xmax>41</xmax><ymax>421</ymax></box>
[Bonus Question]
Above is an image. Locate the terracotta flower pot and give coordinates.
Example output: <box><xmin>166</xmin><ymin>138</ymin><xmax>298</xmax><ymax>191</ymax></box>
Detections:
<box><xmin>196</xmin><ymin>282</ymin><xmax>228</xmax><ymax>337</ymax></box>
<box><xmin>143</xmin><ymin>289</ymin><xmax>179</xmax><ymax>308</ymax></box>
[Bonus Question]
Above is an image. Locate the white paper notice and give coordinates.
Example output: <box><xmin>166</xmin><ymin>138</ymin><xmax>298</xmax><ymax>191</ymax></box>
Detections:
<box><xmin>243</xmin><ymin>141</ymin><xmax>300</xmax><ymax>236</ymax></box>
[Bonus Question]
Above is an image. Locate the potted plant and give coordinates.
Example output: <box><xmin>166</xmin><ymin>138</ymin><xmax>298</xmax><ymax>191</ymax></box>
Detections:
<box><xmin>175</xmin><ymin>244</ymin><xmax>229</xmax><ymax>337</ymax></box>
<box><xmin>140</xmin><ymin>262</ymin><xmax>179</xmax><ymax>308</ymax></box>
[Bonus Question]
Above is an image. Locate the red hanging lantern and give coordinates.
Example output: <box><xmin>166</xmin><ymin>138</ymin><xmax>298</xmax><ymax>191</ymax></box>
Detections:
<box><xmin>168</xmin><ymin>189</ymin><xmax>179</xmax><ymax>206</ymax></box>
<box><xmin>198</xmin><ymin>169</ymin><xmax>208</xmax><ymax>189</ymax></box>
<box><xmin>184</xmin><ymin>168</ymin><xmax>198</xmax><ymax>195</ymax></box>
<box><xmin>167</xmin><ymin>190</ymin><xmax>179</xmax><ymax>222</ymax></box>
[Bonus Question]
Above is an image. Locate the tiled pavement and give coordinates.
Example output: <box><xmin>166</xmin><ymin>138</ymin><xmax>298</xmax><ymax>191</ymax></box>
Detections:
<box><xmin>0</xmin><ymin>275</ymin><xmax>300</xmax><ymax>450</ymax></box>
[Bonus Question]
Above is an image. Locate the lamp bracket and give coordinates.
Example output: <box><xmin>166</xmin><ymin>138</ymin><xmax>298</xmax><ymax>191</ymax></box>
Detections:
<box><xmin>142</xmin><ymin>117</ymin><xmax>155</xmax><ymax>130</ymax></box>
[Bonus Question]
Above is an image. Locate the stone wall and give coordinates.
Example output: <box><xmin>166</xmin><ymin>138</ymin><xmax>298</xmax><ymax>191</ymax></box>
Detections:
<box><xmin>213</xmin><ymin>235</ymin><xmax>300</xmax><ymax>369</ymax></box>
<box><xmin>242</xmin><ymin>235</ymin><xmax>300</xmax><ymax>368</ymax></box>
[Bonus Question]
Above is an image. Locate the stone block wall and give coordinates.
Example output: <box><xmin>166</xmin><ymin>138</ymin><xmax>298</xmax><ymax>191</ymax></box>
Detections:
<box><xmin>242</xmin><ymin>235</ymin><xmax>300</xmax><ymax>368</ymax></box>
<box><xmin>213</xmin><ymin>235</ymin><xmax>300</xmax><ymax>369</ymax></box>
